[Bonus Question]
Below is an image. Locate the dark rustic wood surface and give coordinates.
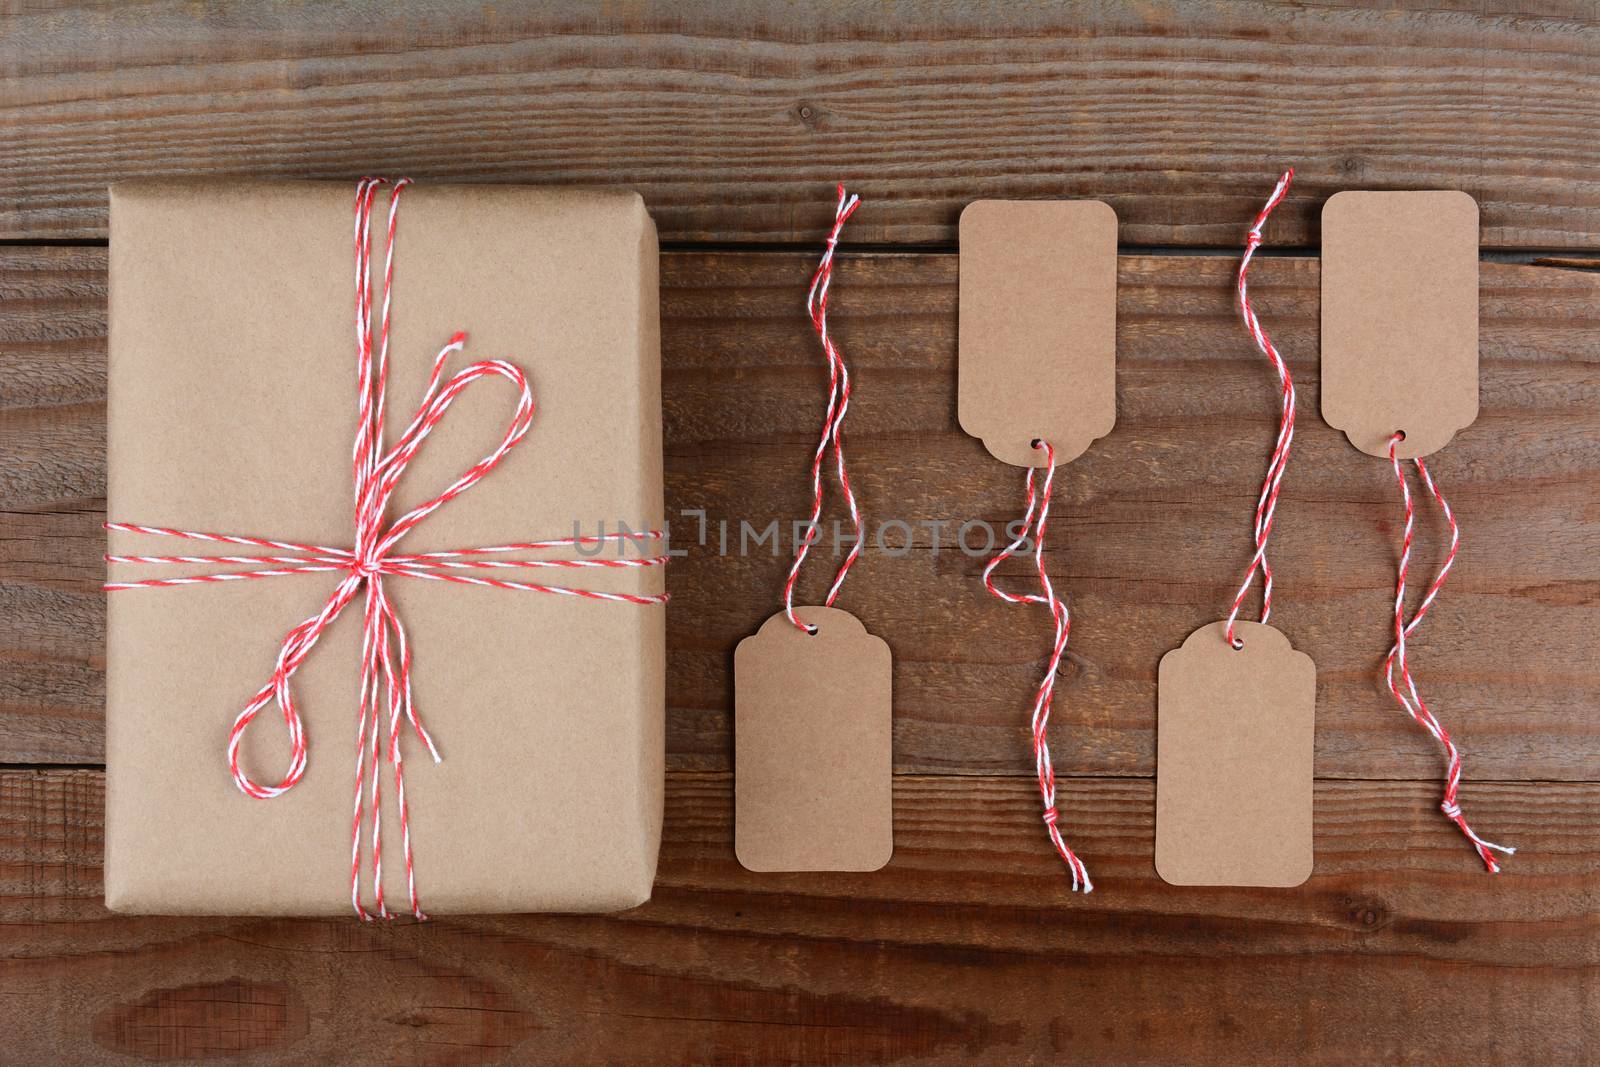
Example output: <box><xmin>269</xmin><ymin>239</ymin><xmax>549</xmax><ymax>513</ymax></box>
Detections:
<box><xmin>2</xmin><ymin>3</ymin><xmax>1598</xmax><ymax>1063</ymax></box>
<box><xmin>2</xmin><ymin>246</ymin><xmax>1597</xmax><ymax>1063</ymax></box>
<box><xmin>1</xmin><ymin>1</ymin><xmax>1598</xmax><ymax>247</ymax></box>
<box><xmin>3</xmin><ymin>249</ymin><xmax>1598</xmax><ymax>778</ymax></box>
<box><xmin>2</xmin><ymin>770</ymin><xmax>1597</xmax><ymax>1065</ymax></box>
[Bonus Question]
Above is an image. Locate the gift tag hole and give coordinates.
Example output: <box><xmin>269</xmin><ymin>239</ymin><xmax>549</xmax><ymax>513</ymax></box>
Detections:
<box><xmin>805</xmin><ymin>624</ymin><xmax>819</xmax><ymax>636</ymax></box>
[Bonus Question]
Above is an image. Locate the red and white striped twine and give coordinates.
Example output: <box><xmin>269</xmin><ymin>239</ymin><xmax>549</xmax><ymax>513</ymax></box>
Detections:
<box><xmin>105</xmin><ymin>178</ymin><xmax>668</xmax><ymax>920</ymax></box>
<box><xmin>782</xmin><ymin>184</ymin><xmax>865</xmax><ymax>634</ymax></box>
<box><xmin>1385</xmin><ymin>433</ymin><xmax>1513</xmax><ymax>872</ymax></box>
<box><xmin>983</xmin><ymin>440</ymin><xmax>1092</xmax><ymax>892</ymax></box>
<box><xmin>1224</xmin><ymin>168</ymin><xmax>1297</xmax><ymax>650</ymax></box>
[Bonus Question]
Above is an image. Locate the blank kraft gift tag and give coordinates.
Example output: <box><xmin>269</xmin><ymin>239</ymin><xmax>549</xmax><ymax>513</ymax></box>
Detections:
<box><xmin>1156</xmin><ymin>622</ymin><xmax>1316</xmax><ymax>887</ymax></box>
<box><xmin>1322</xmin><ymin>190</ymin><xmax>1479</xmax><ymax>459</ymax></box>
<box><xmin>959</xmin><ymin>200</ymin><xmax>1118</xmax><ymax>467</ymax></box>
<box><xmin>735</xmin><ymin>607</ymin><xmax>893</xmax><ymax>871</ymax></box>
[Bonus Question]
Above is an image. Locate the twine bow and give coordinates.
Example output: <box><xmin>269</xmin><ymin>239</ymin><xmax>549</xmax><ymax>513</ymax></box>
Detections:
<box><xmin>106</xmin><ymin>178</ymin><xmax>668</xmax><ymax>919</ymax></box>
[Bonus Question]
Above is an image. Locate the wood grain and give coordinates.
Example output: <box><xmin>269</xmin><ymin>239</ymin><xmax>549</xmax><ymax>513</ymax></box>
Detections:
<box><xmin>1</xmin><ymin>769</ymin><xmax>1594</xmax><ymax>1065</ymax></box>
<box><xmin>2</xmin><ymin>248</ymin><xmax>1598</xmax><ymax>783</ymax></box>
<box><xmin>1</xmin><ymin>1</ymin><xmax>1598</xmax><ymax>247</ymax></box>
<box><xmin>4</xmin><ymin>8</ymin><xmax>1596</xmax><ymax>1060</ymax></box>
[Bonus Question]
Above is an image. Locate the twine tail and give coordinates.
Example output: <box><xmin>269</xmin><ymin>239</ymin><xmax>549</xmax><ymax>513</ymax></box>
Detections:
<box><xmin>983</xmin><ymin>440</ymin><xmax>1092</xmax><ymax>892</ymax></box>
<box><xmin>784</xmin><ymin>184</ymin><xmax>864</xmax><ymax>632</ymax></box>
<box><xmin>1386</xmin><ymin>436</ymin><xmax>1513</xmax><ymax>873</ymax></box>
<box><xmin>1224</xmin><ymin>168</ymin><xmax>1297</xmax><ymax>649</ymax></box>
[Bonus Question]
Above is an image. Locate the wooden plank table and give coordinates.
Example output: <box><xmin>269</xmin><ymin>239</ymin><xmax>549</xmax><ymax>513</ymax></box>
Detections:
<box><xmin>1</xmin><ymin>4</ymin><xmax>1596</xmax><ymax>1064</ymax></box>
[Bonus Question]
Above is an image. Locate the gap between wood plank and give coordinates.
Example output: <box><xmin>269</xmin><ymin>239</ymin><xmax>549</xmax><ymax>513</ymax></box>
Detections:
<box><xmin>9</xmin><ymin>236</ymin><xmax>1600</xmax><ymax>271</ymax></box>
<box><xmin>3</xmin><ymin>763</ymin><xmax>1590</xmax><ymax>787</ymax></box>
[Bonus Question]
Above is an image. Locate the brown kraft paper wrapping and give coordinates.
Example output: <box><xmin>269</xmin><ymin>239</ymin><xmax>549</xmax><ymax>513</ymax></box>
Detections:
<box><xmin>105</xmin><ymin>181</ymin><xmax>665</xmax><ymax>915</ymax></box>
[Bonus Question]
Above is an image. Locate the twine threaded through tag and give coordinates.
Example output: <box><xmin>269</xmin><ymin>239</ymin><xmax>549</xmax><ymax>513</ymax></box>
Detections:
<box><xmin>1224</xmin><ymin>169</ymin><xmax>1297</xmax><ymax>650</ymax></box>
<box><xmin>1384</xmin><ymin>433</ymin><xmax>1514</xmax><ymax>872</ymax></box>
<box><xmin>983</xmin><ymin>439</ymin><xmax>1092</xmax><ymax>892</ymax></box>
<box><xmin>1151</xmin><ymin>170</ymin><xmax>1316</xmax><ymax>888</ymax></box>
<box><xmin>782</xmin><ymin>184</ymin><xmax>864</xmax><ymax>634</ymax></box>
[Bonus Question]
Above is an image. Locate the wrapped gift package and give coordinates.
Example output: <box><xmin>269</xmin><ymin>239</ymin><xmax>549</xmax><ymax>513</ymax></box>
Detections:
<box><xmin>105</xmin><ymin>181</ymin><xmax>665</xmax><ymax>915</ymax></box>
